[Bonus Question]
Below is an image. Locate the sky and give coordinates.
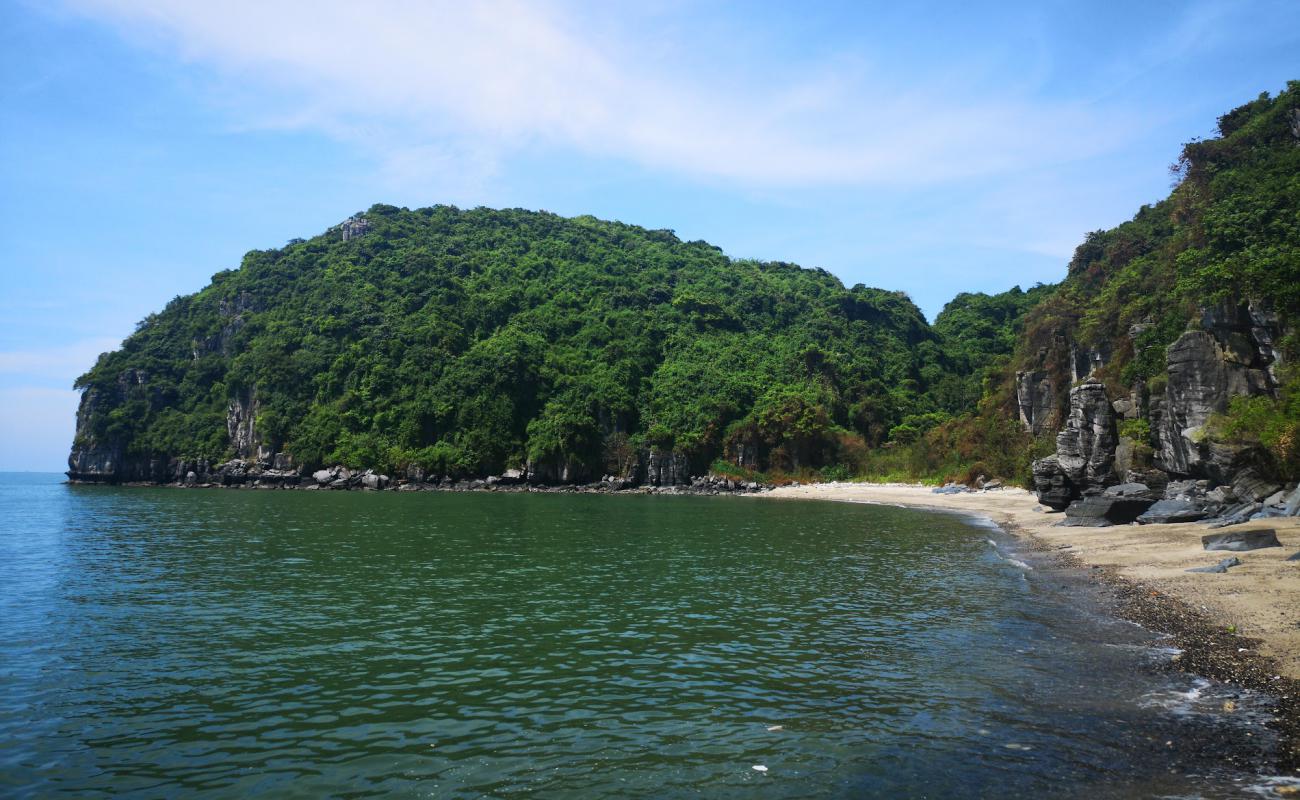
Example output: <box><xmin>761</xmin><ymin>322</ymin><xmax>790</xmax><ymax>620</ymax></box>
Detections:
<box><xmin>1</xmin><ymin>1</ymin><xmax>1297</xmax><ymax>471</ymax></box>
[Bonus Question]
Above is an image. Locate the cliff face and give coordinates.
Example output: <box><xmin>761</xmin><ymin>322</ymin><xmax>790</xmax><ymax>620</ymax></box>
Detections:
<box><xmin>1017</xmin><ymin>84</ymin><xmax>1300</xmax><ymax>515</ymax></box>
<box><xmin>1030</xmin><ymin>305</ymin><xmax>1289</xmax><ymax>510</ymax></box>
<box><xmin>1152</xmin><ymin>303</ymin><xmax>1282</xmax><ymax>481</ymax></box>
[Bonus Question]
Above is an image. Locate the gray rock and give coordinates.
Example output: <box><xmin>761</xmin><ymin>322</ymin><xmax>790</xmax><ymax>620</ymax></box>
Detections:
<box><xmin>1263</xmin><ymin>489</ymin><xmax>1287</xmax><ymax>507</ymax></box>
<box><xmin>1032</xmin><ymin>380</ymin><xmax>1118</xmax><ymax>510</ymax></box>
<box><xmin>1152</xmin><ymin>305</ymin><xmax>1282</xmax><ymax>481</ymax></box>
<box><xmin>1014</xmin><ymin>369</ymin><xmax>1056</xmax><ymax>435</ymax></box>
<box><xmin>1232</xmin><ymin>467</ymin><xmax>1282</xmax><ymax>504</ymax></box>
<box><xmin>361</xmin><ymin>473</ymin><xmax>382</xmax><ymax>490</ymax></box>
<box><xmin>1058</xmin><ymin>495</ymin><xmax>1156</xmax><ymax>527</ymax></box>
<box><xmin>1287</xmin><ymin>551</ymin><xmax>1300</xmax><ymax>562</ymax></box>
<box><xmin>1205</xmin><ymin>485</ymin><xmax>1237</xmax><ymax>504</ymax></box>
<box><xmin>313</xmin><ymin>469</ymin><xmax>334</xmax><ymax>485</ymax></box>
<box><xmin>1206</xmin><ymin>502</ymin><xmax>1264</xmax><ymax>528</ymax></box>
<box><xmin>1187</xmin><ymin>556</ymin><xmax>1242</xmax><ymax>574</ymax></box>
<box><xmin>1285</xmin><ymin>485</ymin><xmax>1300</xmax><ymax>516</ymax></box>
<box><xmin>1202</xmin><ymin>529</ymin><xmax>1282</xmax><ymax>552</ymax></box>
<box><xmin>1103</xmin><ymin>482</ymin><xmax>1155</xmax><ymax>499</ymax></box>
<box><xmin>1137</xmin><ymin>498</ymin><xmax>1210</xmax><ymax>525</ymax></box>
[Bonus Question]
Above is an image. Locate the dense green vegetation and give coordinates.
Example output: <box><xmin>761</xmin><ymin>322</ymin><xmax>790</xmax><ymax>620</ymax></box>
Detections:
<box><xmin>77</xmin><ymin>206</ymin><xmax>1036</xmax><ymax>480</ymax></box>
<box><xmin>74</xmin><ymin>82</ymin><xmax>1299</xmax><ymax>485</ymax></box>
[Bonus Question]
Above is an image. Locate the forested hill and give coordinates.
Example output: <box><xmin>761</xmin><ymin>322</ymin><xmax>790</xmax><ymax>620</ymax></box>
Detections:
<box><xmin>71</xmin><ymin>83</ymin><xmax>1299</xmax><ymax>491</ymax></box>
<box><xmin>70</xmin><ymin>205</ymin><xmax>1033</xmax><ymax>484</ymax></box>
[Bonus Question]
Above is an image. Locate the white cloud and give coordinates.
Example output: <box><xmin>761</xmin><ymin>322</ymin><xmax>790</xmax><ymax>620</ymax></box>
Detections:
<box><xmin>63</xmin><ymin>0</ymin><xmax>1142</xmax><ymax>188</ymax></box>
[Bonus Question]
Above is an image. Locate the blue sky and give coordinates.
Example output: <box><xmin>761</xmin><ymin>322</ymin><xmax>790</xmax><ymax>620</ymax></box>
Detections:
<box><xmin>1</xmin><ymin>0</ymin><xmax>1297</xmax><ymax>471</ymax></box>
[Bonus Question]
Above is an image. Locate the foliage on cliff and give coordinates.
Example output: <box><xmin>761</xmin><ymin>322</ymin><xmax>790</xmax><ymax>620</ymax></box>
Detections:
<box><xmin>75</xmin><ymin>206</ymin><xmax>971</xmax><ymax>477</ymax></box>
<box><xmin>1018</xmin><ymin>81</ymin><xmax>1300</xmax><ymax>388</ymax></box>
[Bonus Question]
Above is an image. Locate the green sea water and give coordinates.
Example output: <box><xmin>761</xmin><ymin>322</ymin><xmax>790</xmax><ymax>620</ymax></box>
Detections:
<box><xmin>0</xmin><ymin>474</ymin><xmax>1287</xmax><ymax>798</ymax></box>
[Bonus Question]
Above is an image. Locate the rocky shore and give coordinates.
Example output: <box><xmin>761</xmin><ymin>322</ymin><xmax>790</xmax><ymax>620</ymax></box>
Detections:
<box><xmin>68</xmin><ymin>457</ymin><xmax>775</xmax><ymax>497</ymax></box>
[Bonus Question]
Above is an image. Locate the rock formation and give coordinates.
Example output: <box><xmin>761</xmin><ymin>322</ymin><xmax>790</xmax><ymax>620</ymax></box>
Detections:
<box><xmin>1031</xmin><ymin>379</ymin><xmax>1117</xmax><ymax>510</ymax></box>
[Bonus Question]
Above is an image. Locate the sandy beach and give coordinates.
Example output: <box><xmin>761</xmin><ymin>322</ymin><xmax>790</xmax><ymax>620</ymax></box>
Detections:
<box><xmin>767</xmin><ymin>482</ymin><xmax>1300</xmax><ymax>681</ymax></box>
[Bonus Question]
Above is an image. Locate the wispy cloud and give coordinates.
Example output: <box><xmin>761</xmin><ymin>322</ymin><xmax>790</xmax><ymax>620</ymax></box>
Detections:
<box><xmin>63</xmin><ymin>0</ymin><xmax>1143</xmax><ymax>189</ymax></box>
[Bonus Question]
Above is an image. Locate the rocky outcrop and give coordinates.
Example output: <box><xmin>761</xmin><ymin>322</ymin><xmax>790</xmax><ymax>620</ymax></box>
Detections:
<box><xmin>226</xmin><ymin>386</ymin><xmax>265</xmax><ymax>460</ymax></box>
<box><xmin>1152</xmin><ymin>302</ymin><xmax>1282</xmax><ymax>480</ymax></box>
<box><xmin>643</xmin><ymin>449</ymin><xmax>692</xmax><ymax>486</ymax></box>
<box><xmin>66</xmin><ymin>370</ymin><xmax>168</xmax><ymax>483</ymax></box>
<box><xmin>1031</xmin><ymin>379</ymin><xmax>1118</xmax><ymax>509</ymax></box>
<box><xmin>1014</xmin><ymin>370</ymin><xmax>1055</xmax><ymax>435</ymax></box>
<box><xmin>525</xmin><ymin>455</ymin><xmax>591</xmax><ymax>485</ymax></box>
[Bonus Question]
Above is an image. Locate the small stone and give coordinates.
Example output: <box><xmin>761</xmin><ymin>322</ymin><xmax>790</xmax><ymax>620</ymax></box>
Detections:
<box><xmin>1186</xmin><ymin>556</ymin><xmax>1241</xmax><ymax>574</ymax></box>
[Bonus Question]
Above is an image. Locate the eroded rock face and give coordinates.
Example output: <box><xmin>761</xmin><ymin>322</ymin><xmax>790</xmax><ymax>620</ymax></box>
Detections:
<box><xmin>227</xmin><ymin>386</ymin><xmax>262</xmax><ymax>460</ymax></box>
<box><xmin>1153</xmin><ymin>303</ymin><xmax>1281</xmax><ymax>480</ymax></box>
<box><xmin>1015</xmin><ymin>370</ymin><xmax>1055</xmax><ymax>435</ymax></box>
<box><xmin>66</xmin><ymin>371</ymin><xmax>167</xmax><ymax>483</ymax></box>
<box><xmin>1031</xmin><ymin>379</ymin><xmax>1118</xmax><ymax>509</ymax></box>
<box><xmin>643</xmin><ymin>449</ymin><xmax>691</xmax><ymax>486</ymax></box>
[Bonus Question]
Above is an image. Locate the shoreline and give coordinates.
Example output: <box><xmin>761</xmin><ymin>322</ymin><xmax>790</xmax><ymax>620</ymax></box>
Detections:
<box><xmin>764</xmin><ymin>481</ymin><xmax>1300</xmax><ymax>770</ymax></box>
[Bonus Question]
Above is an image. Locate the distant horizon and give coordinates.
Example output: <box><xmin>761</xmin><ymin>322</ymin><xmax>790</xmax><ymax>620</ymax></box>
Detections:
<box><xmin>3</xmin><ymin>0</ymin><xmax>1298</xmax><ymax>471</ymax></box>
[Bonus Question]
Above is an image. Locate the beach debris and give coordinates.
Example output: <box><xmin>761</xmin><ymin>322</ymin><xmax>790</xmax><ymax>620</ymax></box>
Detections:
<box><xmin>752</xmin><ymin>765</ymin><xmax>768</xmax><ymax>773</ymax></box>
<box><xmin>1201</xmin><ymin>529</ymin><xmax>1282</xmax><ymax>552</ymax></box>
<box><xmin>766</xmin><ymin>725</ymin><xmax>783</xmax><ymax>732</ymax></box>
<box><xmin>1003</xmin><ymin>743</ymin><xmax>1032</xmax><ymax>751</ymax></box>
<box><xmin>1186</xmin><ymin>557</ymin><xmax>1241</xmax><ymax>574</ymax></box>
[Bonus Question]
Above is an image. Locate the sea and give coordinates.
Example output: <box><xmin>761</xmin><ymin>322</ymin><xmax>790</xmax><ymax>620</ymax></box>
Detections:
<box><xmin>1</xmin><ymin>472</ymin><xmax>1295</xmax><ymax>798</ymax></box>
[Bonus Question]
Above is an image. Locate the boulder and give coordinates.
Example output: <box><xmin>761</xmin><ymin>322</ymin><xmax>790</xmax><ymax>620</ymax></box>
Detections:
<box><xmin>1205</xmin><ymin>485</ymin><xmax>1237</xmax><ymax>505</ymax></box>
<box><xmin>1285</xmin><ymin>486</ymin><xmax>1300</xmax><ymax>516</ymax></box>
<box><xmin>1058</xmin><ymin>495</ymin><xmax>1156</xmax><ymax>527</ymax></box>
<box><xmin>1232</xmin><ymin>467</ymin><xmax>1283</xmax><ymax>504</ymax></box>
<box><xmin>1137</xmin><ymin>498</ymin><xmax>1211</xmax><ymax>525</ymax></box>
<box><xmin>313</xmin><ymin>468</ymin><xmax>335</xmax><ymax>486</ymax></box>
<box><xmin>1202</xmin><ymin>529</ymin><xmax>1282</xmax><ymax>552</ymax></box>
